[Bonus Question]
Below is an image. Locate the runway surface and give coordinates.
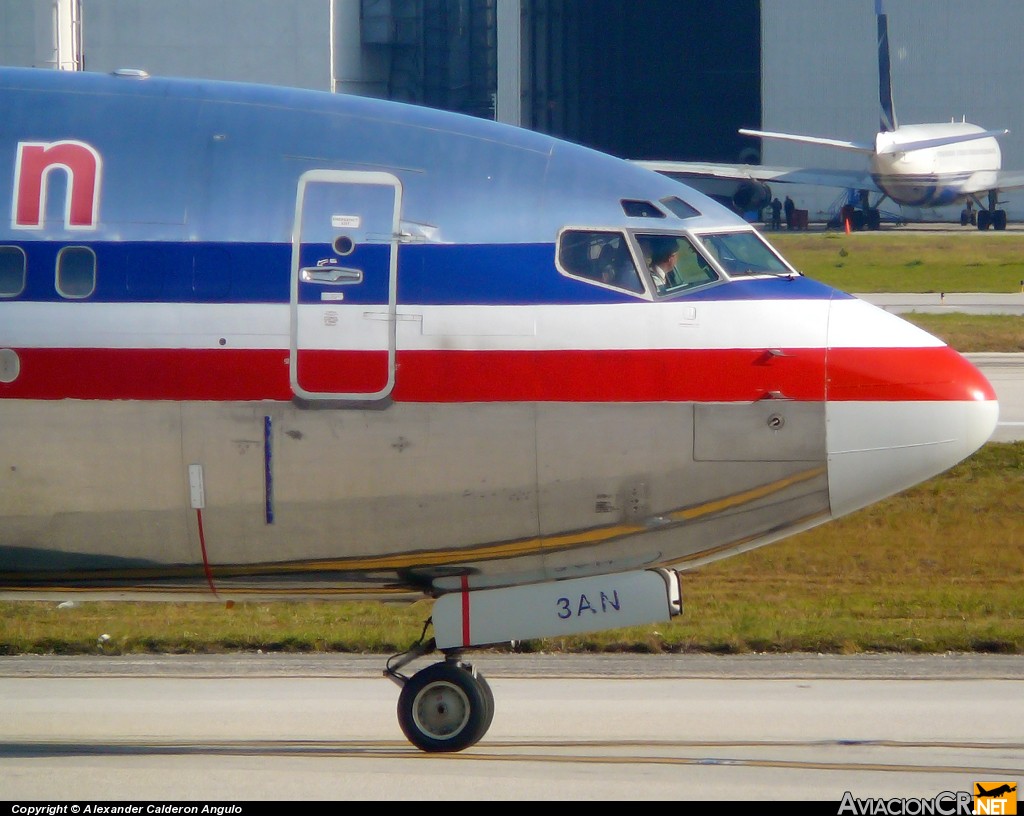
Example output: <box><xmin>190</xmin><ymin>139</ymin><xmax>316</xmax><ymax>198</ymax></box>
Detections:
<box><xmin>858</xmin><ymin>291</ymin><xmax>1024</xmax><ymax>316</ymax></box>
<box><xmin>1</xmin><ymin>653</ymin><xmax>1022</xmax><ymax>801</ymax></box>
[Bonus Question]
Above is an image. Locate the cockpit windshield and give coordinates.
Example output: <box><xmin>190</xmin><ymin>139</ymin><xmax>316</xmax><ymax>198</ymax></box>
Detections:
<box><xmin>555</xmin><ymin>227</ymin><xmax>792</xmax><ymax>300</ymax></box>
<box><xmin>636</xmin><ymin>233</ymin><xmax>719</xmax><ymax>297</ymax></box>
<box><xmin>557</xmin><ymin>230</ymin><xmax>645</xmax><ymax>294</ymax></box>
<box><xmin>696</xmin><ymin>231</ymin><xmax>795</xmax><ymax>278</ymax></box>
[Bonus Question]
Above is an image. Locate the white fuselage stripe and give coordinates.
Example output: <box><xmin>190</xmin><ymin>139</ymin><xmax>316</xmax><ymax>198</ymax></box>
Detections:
<box><xmin>0</xmin><ymin>298</ymin><xmax>942</xmax><ymax>352</ymax></box>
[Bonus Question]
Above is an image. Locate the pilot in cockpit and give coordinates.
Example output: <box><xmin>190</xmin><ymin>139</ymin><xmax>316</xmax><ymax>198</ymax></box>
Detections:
<box><xmin>597</xmin><ymin>243</ymin><xmax>625</xmax><ymax>285</ymax></box>
<box><xmin>646</xmin><ymin>236</ymin><xmax>681</xmax><ymax>294</ymax></box>
<box><xmin>596</xmin><ymin>240</ymin><xmax>643</xmax><ymax>293</ymax></box>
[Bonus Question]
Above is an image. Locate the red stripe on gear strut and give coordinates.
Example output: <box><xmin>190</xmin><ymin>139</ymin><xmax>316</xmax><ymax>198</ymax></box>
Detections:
<box><xmin>461</xmin><ymin>575</ymin><xmax>471</xmax><ymax>647</ymax></box>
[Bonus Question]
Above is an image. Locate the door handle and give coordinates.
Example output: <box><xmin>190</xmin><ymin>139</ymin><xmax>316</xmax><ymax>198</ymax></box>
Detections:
<box><xmin>300</xmin><ymin>266</ymin><xmax>363</xmax><ymax>285</ymax></box>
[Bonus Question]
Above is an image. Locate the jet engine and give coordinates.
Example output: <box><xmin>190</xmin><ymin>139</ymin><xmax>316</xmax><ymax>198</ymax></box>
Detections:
<box><xmin>732</xmin><ymin>180</ymin><xmax>772</xmax><ymax>213</ymax></box>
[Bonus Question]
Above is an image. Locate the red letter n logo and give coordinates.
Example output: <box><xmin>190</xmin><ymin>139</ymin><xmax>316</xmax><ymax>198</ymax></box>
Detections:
<box><xmin>13</xmin><ymin>140</ymin><xmax>102</xmax><ymax>230</ymax></box>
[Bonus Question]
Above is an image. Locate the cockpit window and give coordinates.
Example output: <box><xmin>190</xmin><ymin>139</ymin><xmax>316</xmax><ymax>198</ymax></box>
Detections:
<box><xmin>636</xmin><ymin>233</ymin><xmax>719</xmax><ymax>297</ymax></box>
<box><xmin>557</xmin><ymin>230</ymin><xmax>645</xmax><ymax>294</ymax></box>
<box><xmin>620</xmin><ymin>200</ymin><xmax>666</xmax><ymax>218</ymax></box>
<box><xmin>659</xmin><ymin>196</ymin><xmax>701</xmax><ymax>219</ymax></box>
<box><xmin>697</xmin><ymin>231</ymin><xmax>794</xmax><ymax>278</ymax></box>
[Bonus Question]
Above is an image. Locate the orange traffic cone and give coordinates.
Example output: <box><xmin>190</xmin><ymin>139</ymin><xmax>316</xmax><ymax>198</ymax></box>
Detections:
<box><xmin>844</xmin><ymin>217</ymin><xmax>851</xmax><ymax>235</ymax></box>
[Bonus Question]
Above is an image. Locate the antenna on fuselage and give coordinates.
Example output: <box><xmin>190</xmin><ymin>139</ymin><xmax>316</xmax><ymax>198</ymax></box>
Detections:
<box><xmin>876</xmin><ymin>0</ymin><xmax>898</xmax><ymax>133</ymax></box>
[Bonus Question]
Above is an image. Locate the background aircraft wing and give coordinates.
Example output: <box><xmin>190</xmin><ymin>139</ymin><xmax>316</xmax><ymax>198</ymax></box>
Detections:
<box><xmin>633</xmin><ymin>160</ymin><xmax>882</xmax><ymax>194</ymax></box>
<box><xmin>738</xmin><ymin>128</ymin><xmax>875</xmax><ymax>154</ymax></box>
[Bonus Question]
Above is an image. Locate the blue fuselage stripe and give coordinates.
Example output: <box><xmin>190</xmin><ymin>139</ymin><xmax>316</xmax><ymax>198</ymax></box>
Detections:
<box><xmin>2</xmin><ymin>239</ymin><xmax>845</xmax><ymax>305</ymax></box>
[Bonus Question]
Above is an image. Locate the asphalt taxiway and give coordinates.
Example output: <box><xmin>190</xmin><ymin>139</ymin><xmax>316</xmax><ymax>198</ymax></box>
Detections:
<box><xmin>1</xmin><ymin>653</ymin><xmax>1022</xmax><ymax>801</ymax></box>
<box><xmin>858</xmin><ymin>291</ymin><xmax>1024</xmax><ymax>316</ymax></box>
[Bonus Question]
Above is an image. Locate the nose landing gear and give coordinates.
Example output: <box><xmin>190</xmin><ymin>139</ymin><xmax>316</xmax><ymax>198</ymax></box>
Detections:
<box><xmin>385</xmin><ymin>637</ymin><xmax>495</xmax><ymax>753</ymax></box>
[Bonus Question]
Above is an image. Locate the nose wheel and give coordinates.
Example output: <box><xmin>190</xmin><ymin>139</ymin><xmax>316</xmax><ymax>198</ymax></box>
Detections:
<box><xmin>386</xmin><ymin>637</ymin><xmax>496</xmax><ymax>753</ymax></box>
<box><xmin>396</xmin><ymin>660</ymin><xmax>494</xmax><ymax>752</ymax></box>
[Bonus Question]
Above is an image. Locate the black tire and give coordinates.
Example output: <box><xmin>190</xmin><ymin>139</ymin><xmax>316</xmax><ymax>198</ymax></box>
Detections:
<box><xmin>994</xmin><ymin>210</ymin><xmax>1008</xmax><ymax>230</ymax></box>
<box><xmin>476</xmin><ymin>671</ymin><xmax>495</xmax><ymax>739</ymax></box>
<box><xmin>397</xmin><ymin>662</ymin><xmax>490</xmax><ymax>752</ymax></box>
<box><xmin>978</xmin><ymin>210</ymin><xmax>992</xmax><ymax>230</ymax></box>
<box><xmin>866</xmin><ymin>209</ymin><xmax>881</xmax><ymax>230</ymax></box>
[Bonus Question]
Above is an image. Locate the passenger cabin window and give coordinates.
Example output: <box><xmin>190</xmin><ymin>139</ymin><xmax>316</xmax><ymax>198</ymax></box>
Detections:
<box><xmin>56</xmin><ymin>246</ymin><xmax>97</xmax><ymax>299</ymax></box>
<box><xmin>0</xmin><ymin>246</ymin><xmax>26</xmax><ymax>297</ymax></box>
<box><xmin>697</xmin><ymin>231</ymin><xmax>793</xmax><ymax>278</ymax></box>
<box><xmin>636</xmin><ymin>233</ymin><xmax>718</xmax><ymax>297</ymax></box>
<box><xmin>557</xmin><ymin>230</ymin><xmax>644</xmax><ymax>294</ymax></box>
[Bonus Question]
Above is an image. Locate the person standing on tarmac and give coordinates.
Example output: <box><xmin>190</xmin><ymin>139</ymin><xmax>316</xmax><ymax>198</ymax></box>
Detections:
<box><xmin>784</xmin><ymin>195</ymin><xmax>795</xmax><ymax>229</ymax></box>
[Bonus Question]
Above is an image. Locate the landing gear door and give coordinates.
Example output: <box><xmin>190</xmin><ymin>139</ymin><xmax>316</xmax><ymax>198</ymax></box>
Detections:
<box><xmin>290</xmin><ymin>169</ymin><xmax>401</xmax><ymax>402</ymax></box>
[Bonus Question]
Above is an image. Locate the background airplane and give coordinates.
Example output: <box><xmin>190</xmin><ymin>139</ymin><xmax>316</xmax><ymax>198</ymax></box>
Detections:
<box><xmin>0</xmin><ymin>65</ymin><xmax>999</xmax><ymax>753</ymax></box>
<box><xmin>976</xmin><ymin>784</ymin><xmax>1016</xmax><ymax>798</ymax></box>
<box><xmin>636</xmin><ymin>0</ymin><xmax>1024</xmax><ymax>231</ymax></box>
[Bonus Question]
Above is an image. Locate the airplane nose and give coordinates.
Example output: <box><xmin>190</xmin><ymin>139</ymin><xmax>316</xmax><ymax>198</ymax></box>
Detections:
<box><xmin>824</xmin><ymin>296</ymin><xmax>999</xmax><ymax>518</ymax></box>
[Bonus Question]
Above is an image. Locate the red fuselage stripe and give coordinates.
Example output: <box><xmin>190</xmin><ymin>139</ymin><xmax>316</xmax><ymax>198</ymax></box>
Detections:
<box><xmin>461</xmin><ymin>574</ymin><xmax>471</xmax><ymax>647</ymax></box>
<box><xmin>0</xmin><ymin>346</ymin><xmax>994</xmax><ymax>402</ymax></box>
<box><xmin>826</xmin><ymin>345</ymin><xmax>994</xmax><ymax>401</ymax></box>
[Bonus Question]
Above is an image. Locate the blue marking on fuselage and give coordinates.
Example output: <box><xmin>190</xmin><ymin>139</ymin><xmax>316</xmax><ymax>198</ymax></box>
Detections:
<box><xmin>873</xmin><ymin>172</ymin><xmax>975</xmax><ymax>207</ymax></box>
<box><xmin>5</xmin><ymin>238</ymin><xmax>848</xmax><ymax>305</ymax></box>
<box><xmin>264</xmin><ymin>415</ymin><xmax>274</xmax><ymax>525</ymax></box>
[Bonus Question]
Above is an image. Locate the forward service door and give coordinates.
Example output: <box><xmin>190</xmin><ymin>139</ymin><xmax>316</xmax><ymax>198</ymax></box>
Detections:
<box><xmin>290</xmin><ymin>169</ymin><xmax>402</xmax><ymax>402</ymax></box>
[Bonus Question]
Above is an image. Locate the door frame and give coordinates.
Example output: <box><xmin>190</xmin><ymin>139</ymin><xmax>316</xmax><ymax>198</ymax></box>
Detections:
<box><xmin>288</xmin><ymin>168</ymin><xmax>402</xmax><ymax>402</ymax></box>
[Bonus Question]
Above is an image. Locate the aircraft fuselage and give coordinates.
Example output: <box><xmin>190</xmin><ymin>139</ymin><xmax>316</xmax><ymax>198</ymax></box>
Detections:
<box><xmin>871</xmin><ymin>123</ymin><xmax>1002</xmax><ymax>207</ymax></box>
<box><xmin>0</xmin><ymin>68</ymin><xmax>998</xmax><ymax>605</ymax></box>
